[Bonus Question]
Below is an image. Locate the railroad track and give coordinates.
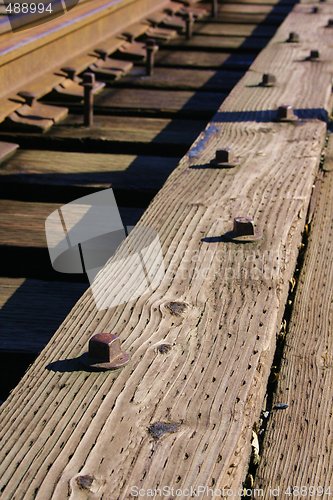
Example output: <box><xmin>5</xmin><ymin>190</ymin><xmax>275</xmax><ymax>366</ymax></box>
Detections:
<box><xmin>2</xmin><ymin>0</ymin><xmax>333</xmax><ymax>496</ymax></box>
<box><xmin>0</xmin><ymin>0</ymin><xmax>296</xmax><ymax>400</ymax></box>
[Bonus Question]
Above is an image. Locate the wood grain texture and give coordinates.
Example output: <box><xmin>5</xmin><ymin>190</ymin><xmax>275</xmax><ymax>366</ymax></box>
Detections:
<box><xmin>193</xmin><ymin>22</ymin><xmax>276</xmax><ymax>38</ymax></box>
<box><xmin>49</xmin><ymin>115</ymin><xmax>205</xmax><ymax>143</ymax></box>
<box><xmin>1</xmin><ymin>116</ymin><xmax>206</xmax><ymax>156</ymax></box>
<box><xmin>113</xmin><ymin>67</ymin><xmax>243</xmax><ymax>91</ymax></box>
<box><xmin>155</xmin><ymin>49</ymin><xmax>256</xmax><ymax>69</ymax></box>
<box><xmin>0</xmin><ymin>150</ymin><xmax>179</xmax><ymax>193</ymax></box>
<box><xmin>0</xmin><ymin>278</ymin><xmax>87</xmax><ymax>353</ymax></box>
<box><xmin>167</xmin><ymin>34</ymin><xmax>267</xmax><ymax>51</ymax></box>
<box><xmin>0</xmin><ymin>2</ymin><xmax>331</xmax><ymax>498</ymax></box>
<box><xmin>0</xmin><ymin>200</ymin><xmax>144</xmax><ymax>248</ymax></box>
<box><xmin>219</xmin><ymin>15</ymin><xmax>333</xmax><ymax>119</ymax></box>
<box><xmin>85</xmin><ymin>89</ymin><xmax>227</xmax><ymax>118</ymax></box>
<box><xmin>0</xmin><ymin>120</ymin><xmax>326</xmax><ymax>497</ymax></box>
<box><xmin>201</xmin><ymin>11</ymin><xmax>287</xmax><ymax>25</ymax></box>
<box><xmin>255</xmin><ymin>169</ymin><xmax>333</xmax><ymax>497</ymax></box>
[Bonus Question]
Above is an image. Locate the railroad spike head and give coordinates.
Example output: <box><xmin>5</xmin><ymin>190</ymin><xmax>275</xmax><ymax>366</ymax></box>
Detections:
<box><xmin>260</xmin><ymin>73</ymin><xmax>276</xmax><ymax>87</ymax></box>
<box><xmin>310</xmin><ymin>5</ymin><xmax>319</xmax><ymax>13</ymax></box>
<box><xmin>61</xmin><ymin>66</ymin><xmax>77</xmax><ymax>80</ymax></box>
<box><xmin>82</xmin><ymin>72</ymin><xmax>95</xmax><ymax>87</ymax></box>
<box><xmin>327</xmin><ymin>18</ymin><xmax>333</xmax><ymax>27</ymax></box>
<box><xmin>17</xmin><ymin>90</ymin><xmax>36</xmax><ymax>107</ymax></box>
<box><xmin>211</xmin><ymin>148</ymin><xmax>240</xmax><ymax>168</ymax></box>
<box><xmin>94</xmin><ymin>48</ymin><xmax>108</xmax><ymax>60</ymax></box>
<box><xmin>82</xmin><ymin>332</ymin><xmax>130</xmax><ymax>371</ymax></box>
<box><xmin>225</xmin><ymin>216</ymin><xmax>262</xmax><ymax>242</ymax></box>
<box><xmin>233</xmin><ymin>217</ymin><xmax>255</xmax><ymax>237</ymax></box>
<box><xmin>277</xmin><ymin>105</ymin><xmax>297</xmax><ymax>122</ymax></box>
<box><xmin>308</xmin><ymin>49</ymin><xmax>320</xmax><ymax>60</ymax></box>
<box><xmin>286</xmin><ymin>31</ymin><xmax>299</xmax><ymax>43</ymax></box>
<box><xmin>123</xmin><ymin>32</ymin><xmax>135</xmax><ymax>43</ymax></box>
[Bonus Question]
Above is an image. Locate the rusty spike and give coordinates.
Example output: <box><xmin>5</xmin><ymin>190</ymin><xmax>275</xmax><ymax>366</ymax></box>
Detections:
<box><xmin>277</xmin><ymin>105</ymin><xmax>297</xmax><ymax>122</ymax></box>
<box><xmin>17</xmin><ymin>90</ymin><xmax>36</xmax><ymax>107</ymax></box>
<box><xmin>225</xmin><ymin>216</ymin><xmax>262</xmax><ymax>242</ymax></box>
<box><xmin>211</xmin><ymin>148</ymin><xmax>240</xmax><ymax>168</ymax></box>
<box><xmin>185</xmin><ymin>12</ymin><xmax>194</xmax><ymax>40</ymax></box>
<box><xmin>233</xmin><ymin>217</ymin><xmax>255</xmax><ymax>237</ymax></box>
<box><xmin>308</xmin><ymin>49</ymin><xmax>320</xmax><ymax>60</ymax></box>
<box><xmin>261</xmin><ymin>73</ymin><xmax>276</xmax><ymax>87</ymax></box>
<box><xmin>82</xmin><ymin>332</ymin><xmax>130</xmax><ymax>370</ymax></box>
<box><xmin>146</xmin><ymin>39</ymin><xmax>158</xmax><ymax>76</ymax></box>
<box><xmin>81</xmin><ymin>72</ymin><xmax>95</xmax><ymax>127</ymax></box>
<box><xmin>61</xmin><ymin>66</ymin><xmax>77</xmax><ymax>81</ymax></box>
<box><xmin>286</xmin><ymin>31</ymin><xmax>299</xmax><ymax>43</ymax></box>
<box><xmin>212</xmin><ymin>0</ymin><xmax>218</xmax><ymax>18</ymax></box>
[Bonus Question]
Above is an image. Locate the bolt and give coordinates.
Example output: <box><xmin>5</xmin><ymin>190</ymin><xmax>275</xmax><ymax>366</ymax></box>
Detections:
<box><xmin>226</xmin><ymin>216</ymin><xmax>262</xmax><ymax>242</ymax></box>
<box><xmin>286</xmin><ymin>31</ymin><xmax>299</xmax><ymax>43</ymax></box>
<box><xmin>94</xmin><ymin>48</ymin><xmax>108</xmax><ymax>61</ymax></box>
<box><xmin>146</xmin><ymin>39</ymin><xmax>158</xmax><ymax>76</ymax></box>
<box><xmin>123</xmin><ymin>32</ymin><xmax>135</xmax><ymax>43</ymax></box>
<box><xmin>17</xmin><ymin>90</ymin><xmax>36</xmax><ymax>107</ymax></box>
<box><xmin>185</xmin><ymin>12</ymin><xmax>194</xmax><ymax>40</ymax></box>
<box><xmin>308</xmin><ymin>49</ymin><xmax>320</xmax><ymax>60</ymax></box>
<box><xmin>233</xmin><ymin>217</ymin><xmax>255</xmax><ymax>237</ymax></box>
<box><xmin>61</xmin><ymin>66</ymin><xmax>77</xmax><ymax>80</ymax></box>
<box><xmin>211</xmin><ymin>148</ymin><xmax>239</xmax><ymax>168</ymax></box>
<box><xmin>277</xmin><ymin>105</ymin><xmax>297</xmax><ymax>122</ymax></box>
<box><xmin>82</xmin><ymin>72</ymin><xmax>95</xmax><ymax>127</ymax></box>
<box><xmin>82</xmin><ymin>332</ymin><xmax>130</xmax><ymax>370</ymax></box>
<box><xmin>327</xmin><ymin>18</ymin><xmax>333</xmax><ymax>27</ymax></box>
<box><xmin>212</xmin><ymin>0</ymin><xmax>218</xmax><ymax>18</ymax></box>
<box><xmin>260</xmin><ymin>73</ymin><xmax>276</xmax><ymax>87</ymax></box>
<box><xmin>310</xmin><ymin>5</ymin><xmax>319</xmax><ymax>13</ymax></box>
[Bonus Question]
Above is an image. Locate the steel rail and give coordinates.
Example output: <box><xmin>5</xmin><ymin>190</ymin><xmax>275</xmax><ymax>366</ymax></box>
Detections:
<box><xmin>0</xmin><ymin>0</ymin><xmax>170</xmax><ymax>100</ymax></box>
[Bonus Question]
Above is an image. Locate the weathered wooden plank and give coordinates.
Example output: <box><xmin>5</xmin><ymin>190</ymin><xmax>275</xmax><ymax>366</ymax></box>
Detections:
<box><xmin>90</xmin><ymin>88</ymin><xmax>227</xmax><ymax>118</ymax></box>
<box><xmin>217</xmin><ymin>0</ymin><xmax>296</xmax><ymax>5</ymax></box>
<box><xmin>255</xmin><ymin>169</ymin><xmax>333</xmax><ymax>496</ymax></box>
<box><xmin>0</xmin><ymin>200</ymin><xmax>144</xmax><ymax>249</ymax></box>
<box><xmin>217</xmin><ymin>3</ymin><xmax>291</xmax><ymax>15</ymax></box>
<box><xmin>0</xmin><ymin>150</ymin><xmax>179</xmax><ymax>195</ymax></box>
<box><xmin>0</xmin><ymin>119</ymin><xmax>326</xmax><ymax>499</ymax></box>
<box><xmin>155</xmin><ymin>49</ymin><xmax>256</xmax><ymax>69</ymax></box>
<box><xmin>204</xmin><ymin>11</ymin><xmax>287</xmax><ymax>25</ymax></box>
<box><xmin>193</xmin><ymin>22</ymin><xmax>276</xmax><ymax>38</ymax></box>
<box><xmin>0</xmin><ymin>116</ymin><xmax>206</xmax><ymax>155</ymax></box>
<box><xmin>113</xmin><ymin>67</ymin><xmax>243</xmax><ymax>91</ymax></box>
<box><xmin>0</xmin><ymin>278</ymin><xmax>87</xmax><ymax>353</ymax></box>
<box><xmin>0</xmin><ymin>3</ymin><xmax>331</xmax><ymax>498</ymax></box>
<box><xmin>219</xmin><ymin>16</ymin><xmax>333</xmax><ymax>118</ymax></box>
<box><xmin>167</xmin><ymin>35</ymin><xmax>267</xmax><ymax>51</ymax></box>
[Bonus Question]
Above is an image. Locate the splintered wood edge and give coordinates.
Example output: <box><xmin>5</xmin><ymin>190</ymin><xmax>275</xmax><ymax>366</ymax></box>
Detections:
<box><xmin>255</xmin><ymin>170</ymin><xmax>333</xmax><ymax>495</ymax></box>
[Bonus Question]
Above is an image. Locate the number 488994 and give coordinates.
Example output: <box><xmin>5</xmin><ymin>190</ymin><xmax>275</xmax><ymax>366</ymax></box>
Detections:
<box><xmin>6</xmin><ymin>3</ymin><xmax>53</xmax><ymax>15</ymax></box>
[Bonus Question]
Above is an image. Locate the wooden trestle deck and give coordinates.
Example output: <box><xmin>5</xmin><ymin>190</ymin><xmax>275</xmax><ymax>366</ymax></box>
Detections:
<box><xmin>0</xmin><ymin>0</ymin><xmax>333</xmax><ymax>498</ymax></box>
